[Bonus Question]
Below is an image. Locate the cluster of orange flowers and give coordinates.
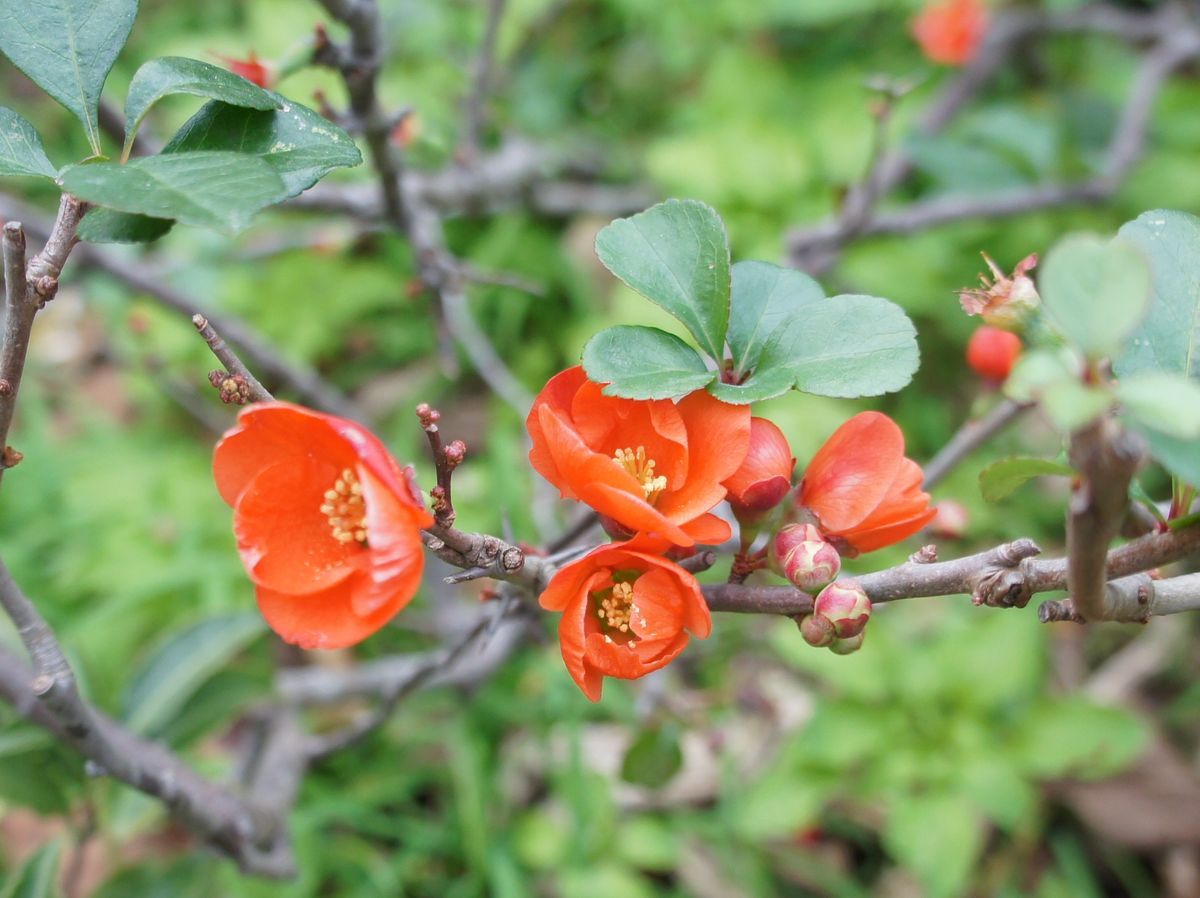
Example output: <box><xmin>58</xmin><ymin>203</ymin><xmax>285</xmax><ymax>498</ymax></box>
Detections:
<box><xmin>213</xmin><ymin>369</ymin><xmax>934</xmax><ymax>700</ymax></box>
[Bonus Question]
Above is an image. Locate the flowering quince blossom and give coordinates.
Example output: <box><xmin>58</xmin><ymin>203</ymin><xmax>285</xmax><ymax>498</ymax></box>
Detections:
<box><xmin>527</xmin><ymin>366</ymin><xmax>751</xmax><ymax>547</ymax></box>
<box><xmin>721</xmin><ymin>416</ymin><xmax>794</xmax><ymax>522</ymax></box>
<box><xmin>538</xmin><ymin>535</ymin><xmax>711</xmax><ymax>701</ymax></box>
<box><xmin>798</xmin><ymin>411</ymin><xmax>936</xmax><ymax>557</ymax></box>
<box><xmin>213</xmin><ymin>402</ymin><xmax>433</xmax><ymax>650</ymax></box>
<box><xmin>958</xmin><ymin>251</ymin><xmax>1040</xmax><ymax>330</ymax></box>
<box><xmin>911</xmin><ymin>0</ymin><xmax>987</xmax><ymax>66</ymax></box>
<box><xmin>217</xmin><ymin>51</ymin><xmax>273</xmax><ymax>88</ymax></box>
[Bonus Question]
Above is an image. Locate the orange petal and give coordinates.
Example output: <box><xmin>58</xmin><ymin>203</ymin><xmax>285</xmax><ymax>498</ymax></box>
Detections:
<box><xmin>579</xmin><ymin>482</ymin><xmax>693</xmax><ymax>546</ymax></box>
<box><xmin>527</xmin><ymin>367</ymin><xmax>589</xmax><ymax>489</ymax></box>
<box><xmin>350</xmin><ymin>463</ymin><xmax>427</xmax><ymax>616</ymax></box>
<box><xmin>679</xmin><ymin>513</ymin><xmax>732</xmax><ymax>546</ymax></box>
<box><xmin>214</xmin><ymin>402</ymin><xmax>360</xmax><ymax>506</ymax></box>
<box><xmin>233</xmin><ymin>458</ymin><xmax>358</xmax><ymax>595</ymax></box>
<box><xmin>838</xmin><ymin>506</ymin><xmax>937</xmax><ymax>555</ymax></box>
<box><xmin>800</xmin><ymin>411</ymin><xmax>905</xmax><ymax>532</ymax></box>
<box><xmin>629</xmin><ymin>567</ymin><xmax>685</xmax><ymax>643</ymax></box>
<box><xmin>571</xmin><ymin>381</ymin><xmax>689</xmax><ymax>488</ymax></box>
<box><xmin>256</xmin><ymin>574</ymin><xmax>397</xmax><ymax>650</ymax></box>
<box><xmin>556</xmin><ymin>577</ymin><xmax>607</xmax><ymax>701</ymax></box>
<box><xmin>657</xmin><ymin>390</ymin><xmax>751</xmax><ymax>523</ymax></box>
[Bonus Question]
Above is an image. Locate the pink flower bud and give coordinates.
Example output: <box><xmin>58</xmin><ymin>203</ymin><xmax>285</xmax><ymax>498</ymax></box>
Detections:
<box><xmin>798</xmin><ymin>613</ymin><xmax>835</xmax><ymax>647</ymax></box>
<box><xmin>723</xmin><ymin>418</ymin><xmax>794</xmax><ymax>521</ymax></box>
<box><xmin>930</xmin><ymin>500</ymin><xmax>969</xmax><ymax>540</ymax></box>
<box><xmin>814</xmin><ymin>580</ymin><xmax>871</xmax><ymax>638</ymax></box>
<box><xmin>770</xmin><ymin>523</ymin><xmax>841</xmax><ymax>592</ymax></box>
<box><xmin>829</xmin><ymin>632</ymin><xmax>866</xmax><ymax>655</ymax></box>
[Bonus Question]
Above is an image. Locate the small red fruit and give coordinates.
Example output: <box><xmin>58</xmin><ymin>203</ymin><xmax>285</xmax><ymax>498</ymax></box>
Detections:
<box><xmin>966</xmin><ymin>325</ymin><xmax>1021</xmax><ymax>383</ymax></box>
<box><xmin>912</xmin><ymin>0</ymin><xmax>987</xmax><ymax>67</ymax></box>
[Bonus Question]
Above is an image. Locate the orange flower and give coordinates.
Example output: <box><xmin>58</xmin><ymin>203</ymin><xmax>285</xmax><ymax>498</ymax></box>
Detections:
<box><xmin>216</xmin><ymin>51</ymin><xmax>273</xmax><ymax>88</ymax></box>
<box><xmin>966</xmin><ymin>325</ymin><xmax>1021</xmax><ymax>383</ymax></box>
<box><xmin>798</xmin><ymin>412</ymin><xmax>935</xmax><ymax>557</ymax></box>
<box><xmin>722</xmin><ymin>417</ymin><xmax>794</xmax><ymax>519</ymax></box>
<box><xmin>527</xmin><ymin>366</ymin><xmax>751</xmax><ymax>547</ymax></box>
<box><xmin>912</xmin><ymin>0</ymin><xmax>987</xmax><ymax>66</ymax></box>
<box><xmin>213</xmin><ymin>402</ymin><xmax>433</xmax><ymax>650</ymax></box>
<box><xmin>539</xmin><ymin>536</ymin><xmax>711</xmax><ymax>701</ymax></box>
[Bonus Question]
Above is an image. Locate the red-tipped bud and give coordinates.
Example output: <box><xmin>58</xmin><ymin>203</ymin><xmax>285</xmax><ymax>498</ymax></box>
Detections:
<box><xmin>770</xmin><ymin>523</ymin><xmax>842</xmax><ymax>592</ymax></box>
<box><xmin>798</xmin><ymin>613</ymin><xmax>835</xmax><ymax>647</ymax></box>
<box><xmin>814</xmin><ymin>580</ymin><xmax>871</xmax><ymax>639</ymax></box>
<box><xmin>930</xmin><ymin>500</ymin><xmax>969</xmax><ymax>540</ymax></box>
<box><xmin>723</xmin><ymin>417</ymin><xmax>794</xmax><ymax>521</ymax></box>
<box><xmin>966</xmin><ymin>326</ymin><xmax>1021</xmax><ymax>383</ymax></box>
<box><xmin>829</xmin><ymin>632</ymin><xmax>866</xmax><ymax>655</ymax></box>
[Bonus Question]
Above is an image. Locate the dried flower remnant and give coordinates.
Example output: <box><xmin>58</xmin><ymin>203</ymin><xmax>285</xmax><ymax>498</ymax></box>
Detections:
<box><xmin>958</xmin><ymin>251</ymin><xmax>1040</xmax><ymax>331</ymax></box>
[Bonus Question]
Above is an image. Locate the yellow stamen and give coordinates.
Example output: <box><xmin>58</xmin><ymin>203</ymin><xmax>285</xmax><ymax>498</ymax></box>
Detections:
<box><xmin>319</xmin><ymin>468</ymin><xmax>368</xmax><ymax>545</ymax></box>
<box><xmin>596</xmin><ymin>581</ymin><xmax>635</xmax><ymax>633</ymax></box>
<box><xmin>613</xmin><ymin>446</ymin><xmax>668</xmax><ymax>504</ymax></box>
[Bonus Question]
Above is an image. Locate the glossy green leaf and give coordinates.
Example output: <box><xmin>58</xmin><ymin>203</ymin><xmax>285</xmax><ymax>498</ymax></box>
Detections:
<box><xmin>77</xmin><ymin>208</ymin><xmax>173</xmax><ymax>244</ymax></box>
<box><xmin>620</xmin><ymin>725</ymin><xmax>683</xmax><ymax>788</ymax></box>
<box><xmin>1115</xmin><ymin>371</ymin><xmax>1200</xmax><ymax>440</ymax></box>
<box><xmin>121</xmin><ymin>611</ymin><xmax>265</xmax><ymax>736</ymax></box>
<box><xmin>123</xmin><ymin>56</ymin><xmax>279</xmax><ymax>158</ymax></box>
<box><xmin>0</xmin><ymin>839</ymin><xmax>62</xmax><ymax>898</ymax></box>
<box><xmin>884</xmin><ymin>792</ymin><xmax>982</xmax><ymax>898</ymax></box>
<box><xmin>706</xmin><ymin>366</ymin><xmax>796</xmax><ymax>404</ymax></box>
<box><xmin>0</xmin><ymin>107</ymin><xmax>57</xmax><ymax>180</ymax></box>
<box><xmin>1114</xmin><ymin>210</ymin><xmax>1200</xmax><ymax>381</ymax></box>
<box><xmin>727</xmin><ymin>260</ymin><xmax>824</xmax><ymax>376</ymax></box>
<box><xmin>0</xmin><ymin>0</ymin><xmax>137</xmax><ymax>153</ymax></box>
<box><xmin>979</xmin><ymin>456</ymin><xmax>1073</xmax><ymax>503</ymax></box>
<box><xmin>758</xmin><ymin>294</ymin><xmax>919</xmax><ymax>397</ymax></box>
<box><xmin>163</xmin><ymin>97</ymin><xmax>363</xmax><ymax>197</ymax></box>
<box><xmin>1040</xmin><ymin>233</ymin><xmax>1151</xmax><ymax>359</ymax></box>
<box><xmin>582</xmin><ymin>325</ymin><xmax>715</xmax><ymax>399</ymax></box>
<box><xmin>61</xmin><ymin>152</ymin><xmax>288</xmax><ymax>232</ymax></box>
<box><xmin>594</xmin><ymin>199</ymin><xmax>731</xmax><ymax>361</ymax></box>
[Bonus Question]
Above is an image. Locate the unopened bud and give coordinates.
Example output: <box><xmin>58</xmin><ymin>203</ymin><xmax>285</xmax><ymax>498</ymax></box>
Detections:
<box><xmin>797</xmin><ymin>613</ymin><xmax>835</xmax><ymax>647</ymax></box>
<box><xmin>814</xmin><ymin>580</ymin><xmax>871</xmax><ymax>639</ymax></box>
<box><xmin>829</xmin><ymin>632</ymin><xmax>866</xmax><ymax>655</ymax></box>
<box><xmin>930</xmin><ymin>500</ymin><xmax>969</xmax><ymax>540</ymax></box>
<box><xmin>770</xmin><ymin>523</ymin><xmax>841</xmax><ymax>592</ymax></box>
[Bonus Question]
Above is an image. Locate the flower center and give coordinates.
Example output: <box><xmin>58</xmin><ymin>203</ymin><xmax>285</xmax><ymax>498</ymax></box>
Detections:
<box><xmin>612</xmin><ymin>446</ymin><xmax>668</xmax><ymax>504</ymax></box>
<box><xmin>596</xmin><ymin>580</ymin><xmax>635</xmax><ymax>633</ymax></box>
<box><xmin>320</xmin><ymin>468</ymin><xmax>368</xmax><ymax>546</ymax></box>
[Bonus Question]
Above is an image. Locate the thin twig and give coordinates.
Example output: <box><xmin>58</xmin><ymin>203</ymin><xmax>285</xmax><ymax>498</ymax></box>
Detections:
<box><xmin>193</xmin><ymin>314</ymin><xmax>274</xmax><ymax>404</ymax></box>
<box><xmin>461</xmin><ymin>0</ymin><xmax>507</xmax><ymax>159</ymax></box>
<box><xmin>923</xmin><ymin>399</ymin><xmax>1033</xmax><ymax>490</ymax></box>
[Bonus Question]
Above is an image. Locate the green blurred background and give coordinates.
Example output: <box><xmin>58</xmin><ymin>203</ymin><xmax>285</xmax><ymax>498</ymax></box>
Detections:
<box><xmin>1</xmin><ymin>0</ymin><xmax>1198</xmax><ymax>895</ymax></box>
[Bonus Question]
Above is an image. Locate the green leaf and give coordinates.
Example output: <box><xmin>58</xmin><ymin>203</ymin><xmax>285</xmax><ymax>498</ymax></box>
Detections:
<box><xmin>1014</xmin><ymin>698</ymin><xmax>1148</xmax><ymax>780</ymax></box>
<box><xmin>620</xmin><ymin>725</ymin><xmax>683</xmax><ymax>788</ymax></box>
<box><xmin>60</xmin><ymin>152</ymin><xmax>288</xmax><ymax>232</ymax></box>
<box><xmin>77</xmin><ymin>208</ymin><xmax>173</xmax><ymax>244</ymax></box>
<box><xmin>0</xmin><ymin>839</ymin><xmax>62</xmax><ymax>898</ymax></box>
<box><xmin>1040</xmin><ymin>233</ymin><xmax>1151</xmax><ymax>359</ymax></box>
<box><xmin>581</xmin><ymin>325</ymin><xmax>715</xmax><ymax>400</ymax></box>
<box><xmin>727</xmin><ymin>260</ymin><xmax>824</xmax><ymax>376</ymax></box>
<box><xmin>884</xmin><ymin>792</ymin><xmax>983</xmax><ymax>898</ymax></box>
<box><xmin>706</xmin><ymin>366</ymin><xmax>796</xmax><ymax>404</ymax></box>
<box><xmin>594</xmin><ymin>199</ymin><xmax>731</xmax><ymax>361</ymax></box>
<box><xmin>1004</xmin><ymin>348</ymin><xmax>1077</xmax><ymax>404</ymax></box>
<box><xmin>0</xmin><ymin>107</ymin><xmax>57</xmax><ymax>180</ymax></box>
<box><xmin>163</xmin><ymin>97</ymin><xmax>363</xmax><ymax>198</ymax></box>
<box><xmin>1114</xmin><ymin>210</ymin><xmax>1200</xmax><ymax>381</ymax></box>
<box><xmin>1124</xmin><ymin>425</ymin><xmax>1200</xmax><ymax>490</ymax></box>
<box><xmin>758</xmin><ymin>294</ymin><xmax>919</xmax><ymax>398</ymax></box>
<box><xmin>1041</xmin><ymin>380</ymin><xmax>1111</xmax><ymax>433</ymax></box>
<box><xmin>1115</xmin><ymin>371</ymin><xmax>1200</xmax><ymax>439</ymax></box>
<box><xmin>0</xmin><ymin>0</ymin><xmax>137</xmax><ymax>154</ymax></box>
<box><xmin>979</xmin><ymin>456</ymin><xmax>1074</xmax><ymax>503</ymax></box>
<box><xmin>123</xmin><ymin>56</ymin><xmax>279</xmax><ymax>158</ymax></box>
<box><xmin>121</xmin><ymin>611</ymin><xmax>265</xmax><ymax>737</ymax></box>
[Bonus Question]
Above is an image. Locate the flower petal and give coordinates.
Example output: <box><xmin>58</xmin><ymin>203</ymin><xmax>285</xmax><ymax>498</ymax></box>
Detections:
<box><xmin>233</xmin><ymin>458</ymin><xmax>359</xmax><ymax>595</ymax></box>
<box><xmin>350</xmin><ymin>463</ymin><xmax>427</xmax><ymax>616</ymax></box>
<box><xmin>799</xmin><ymin>411</ymin><xmax>905</xmax><ymax>532</ymax></box>
<box><xmin>570</xmin><ymin>381</ymin><xmax>689</xmax><ymax>488</ymax></box>
<box><xmin>657</xmin><ymin>390</ymin><xmax>751</xmax><ymax>523</ymax></box>
<box><xmin>679</xmin><ymin>513</ymin><xmax>732</xmax><ymax>546</ymax></box>
<box><xmin>256</xmin><ymin>574</ymin><xmax>398</xmax><ymax>650</ymax></box>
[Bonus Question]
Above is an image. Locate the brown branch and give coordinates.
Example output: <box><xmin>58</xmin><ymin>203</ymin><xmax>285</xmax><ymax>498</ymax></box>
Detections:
<box><xmin>1066</xmin><ymin>417</ymin><xmax>1145</xmax><ymax>621</ymax></box>
<box><xmin>461</xmin><ymin>0</ymin><xmax>507</xmax><ymax>160</ymax></box>
<box><xmin>703</xmin><ymin>523</ymin><xmax>1200</xmax><ymax>617</ymax></box>
<box><xmin>923</xmin><ymin>399</ymin><xmax>1033</xmax><ymax>490</ymax></box>
<box><xmin>1040</xmin><ymin>571</ymin><xmax>1200</xmax><ymax>623</ymax></box>
<box><xmin>193</xmin><ymin>314</ymin><xmax>274</xmax><ymax>404</ymax></box>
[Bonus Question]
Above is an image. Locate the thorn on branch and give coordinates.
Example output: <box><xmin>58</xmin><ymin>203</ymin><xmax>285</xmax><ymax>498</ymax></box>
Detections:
<box><xmin>1</xmin><ymin>446</ymin><xmax>23</xmax><ymax>469</ymax></box>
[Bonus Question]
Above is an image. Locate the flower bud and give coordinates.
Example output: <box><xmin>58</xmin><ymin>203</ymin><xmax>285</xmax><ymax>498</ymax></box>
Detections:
<box><xmin>770</xmin><ymin>523</ymin><xmax>841</xmax><ymax>592</ymax></box>
<box><xmin>723</xmin><ymin>418</ymin><xmax>794</xmax><ymax>522</ymax></box>
<box><xmin>814</xmin><ymin>580</ymin><xmax>871</xmax><ymax>639</ymax></box>
<box><xmin>798</xmin><ymin>613</ymin><xmax>835</xmax><ymax>647</ymax></box>
<box><xmin>829</xmin><ymin>632</ymin><xmax>866</xmax><ymax>655</ymax></box>
<box><xmin>966</xmin><ymin>326</ymin><xmax>1021</xmax><ymax>383</ymax></box>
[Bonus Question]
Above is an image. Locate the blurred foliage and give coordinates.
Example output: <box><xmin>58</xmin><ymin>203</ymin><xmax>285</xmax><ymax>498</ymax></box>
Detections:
<box><xmin>1</xmin><ymin>0</ymin><xmax>1197</xmax><ymax>895</ymax></box>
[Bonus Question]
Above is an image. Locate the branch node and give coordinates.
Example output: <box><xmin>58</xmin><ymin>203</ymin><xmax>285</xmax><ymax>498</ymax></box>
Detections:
<box><xmin>910</xmin><ymin>544</ymin><xmax>938</xmax><ymax>564</ymax></box>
